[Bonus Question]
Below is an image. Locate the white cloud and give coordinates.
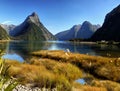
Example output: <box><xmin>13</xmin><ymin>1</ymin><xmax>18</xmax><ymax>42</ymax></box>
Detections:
<box><xmin>1</xmin><ymin>21</ymin><xmax>13</xmax><ymax>24</ymax></box>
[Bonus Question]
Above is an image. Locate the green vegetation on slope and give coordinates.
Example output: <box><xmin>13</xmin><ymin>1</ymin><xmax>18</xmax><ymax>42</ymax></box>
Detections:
<box><xmin>11</xmin><ymin>22</ymin><xmax>46</xmax><ymax>41</ymax></box>
<box><xmin>0</xmin><ymin>26</ymin><xmax>9</xmax><ymax>40</ymax></box>
<box><xmin>10</xmin><ymin>12</ymin><xmax>56</xmax><ymax>41</ymax></box>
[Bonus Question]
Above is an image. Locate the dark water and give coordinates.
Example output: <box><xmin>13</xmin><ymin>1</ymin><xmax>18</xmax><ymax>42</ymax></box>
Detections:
<box><xmin>1</xmin><ymin>41</ymin><xmax>120</xmax><ymax>62</ymax></box>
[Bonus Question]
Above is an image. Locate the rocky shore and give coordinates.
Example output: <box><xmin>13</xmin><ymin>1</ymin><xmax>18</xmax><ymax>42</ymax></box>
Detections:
<box><xmin>13</xmin><ymin>84</ymin><xmax>57</xmax><ymax>91</ymax></box>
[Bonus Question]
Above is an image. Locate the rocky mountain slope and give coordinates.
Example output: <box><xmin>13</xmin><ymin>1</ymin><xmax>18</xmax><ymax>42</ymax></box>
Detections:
<box><xmin>55</xmin><ymin>21</ymin><xmax>100</xmax><ymax>40</ymax></box>
<box><xmin>91</xmin><ymin>5</ymin><xmax>120</xmax><ymax>41</ymax></box>
<box><xmin>76</xmin><ymin>21</ymin><xmax>100</xmax><ymax>39</ymax></box>
<box><xmin>9</xmin><ymin>12</ymin><xmax>56</xmax><ymax>41</ymax></box>
<box><xmin>0</xmin><ymin>24</ymin><xmax>16</xmax><ymax>34</ymax></box>
<box><xmin>55</xmin><ymin>24</ymin><xmax>81</xmax><ymax>40</ymax></box>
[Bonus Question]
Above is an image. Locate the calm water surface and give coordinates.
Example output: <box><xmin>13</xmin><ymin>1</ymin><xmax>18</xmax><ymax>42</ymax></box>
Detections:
<box><xmin>1</xmin><ymin>41</ymin><xmax>120</xmax><ymax>62</ymax></box>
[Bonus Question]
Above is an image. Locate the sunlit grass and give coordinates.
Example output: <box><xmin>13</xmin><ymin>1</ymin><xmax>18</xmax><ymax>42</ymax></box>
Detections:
<box><xmin>73</xmin><ymin>82</ymin><xmax>107</xmax><ymax>91</ymax></box>
<box><xmin>5</xmin><ymin>58</ymin><xmax>82</xmax><ymax>90</ymax></box>
<box><xmin>3</xmin><ymin>50</ymin><xmax>120</xmax><ymax>90</ymax></box>
<box><xmin>31</xmin><ymin>50</ymin><xmax>120</xmax><ymax>82</ymax></box>
<box><xmin>30</xmin><ymin>58</ymin><xmax>82</xmax><ymax>82</ymax></box>
<box><xmin>83</xmin><ymin>86</ymin><xmax>107</xmax><ymax>91</ymax></box>
<box><xmin>91</xmin><ymin>80</ymin><xmax>120</xmax><ymax>91</ymax></box>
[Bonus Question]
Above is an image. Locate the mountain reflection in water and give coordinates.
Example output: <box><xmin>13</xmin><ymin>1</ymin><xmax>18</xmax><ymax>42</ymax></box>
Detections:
<box><xmin>0</xmin><ymin>41</ymin><xmax>120</xmax><ymax>62</ymax></box>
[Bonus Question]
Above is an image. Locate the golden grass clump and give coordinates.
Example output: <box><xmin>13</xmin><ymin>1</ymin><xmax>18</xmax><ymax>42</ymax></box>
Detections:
<box><xmin>5</xmin><ymin>60</ymin><xmax>75</xmax><ymax>90</ymax></box>
<box><xmin>91</xmin><ymin>80</ymin><xmax>120</xmax><ymax>91</ymax></box>
<box><xmin>83</xmin><ymin>85</ymin><xmax>107</xmax><ymax>91</ymax></box>
<box><xmin>73</xmin><ymin>82</ymin><xmax>107</xmax><ymax>91</ymax></box>
<box><xmin>3</xmin><ymin>50</ymin><xmax>120</xmax><ymax>91</ymax></box>
<box><xmin>30</xmin><ymin>58</ymin><xmax>83</xmax><ymax>82</ymax></box>
<box><xmin>31</xmin><ymin>50</ymin><xmax>120</xmax><ymax>82</ymax></box>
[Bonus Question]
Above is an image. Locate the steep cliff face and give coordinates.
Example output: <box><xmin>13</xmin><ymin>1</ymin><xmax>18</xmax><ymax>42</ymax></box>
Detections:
<box><xmin>91</xmin><ymin>5</ymin><xmax>120</xmax><ymax>41</ymax></box>
<box><xmin>9</xmin><ymin>12</ymin><xmax>56</xmax><ymax>41</ymax></box>
<box><xmin>0</xmin><ymin>26</ymin><xmax>9</xmax><ymax>40</ymax></box>
<box><xmin>55</xmin><ymin>21</ymin><xmax>100</xmax><ymax>41</ymax></box>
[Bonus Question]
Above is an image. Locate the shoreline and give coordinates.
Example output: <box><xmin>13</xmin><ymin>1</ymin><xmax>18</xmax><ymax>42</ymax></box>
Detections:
<box><xmin>0</xmin><ymin>40</ymin><xmax>11</xmax><ymax>42</ymax></box>
<box><xmin>71</xmin><ymin>41</ymin><xmax>97</xmax><ymax>44</ymax></box>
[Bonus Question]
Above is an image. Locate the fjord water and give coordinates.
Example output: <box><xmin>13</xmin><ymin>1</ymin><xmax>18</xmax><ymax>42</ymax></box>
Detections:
<box><xmin>1</xmin><ymin>41</ymin><xmax>120</xmax><ymax>62</ymax></box>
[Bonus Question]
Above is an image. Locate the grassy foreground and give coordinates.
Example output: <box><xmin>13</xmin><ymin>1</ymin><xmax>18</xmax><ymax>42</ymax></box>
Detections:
<box><xmin>3</xmin><ymin>50</ymin><xmax>120</xmax><ymax>91</ymax></box>
<box><xmin>31</xmin><ymin>50</ymin><xmax>120</xmax><ymax>82</ymax></box>
<box><xmin>5</xmin><ymin>59</ymin><xmax>82</xmax><ymax>91</ymax></box>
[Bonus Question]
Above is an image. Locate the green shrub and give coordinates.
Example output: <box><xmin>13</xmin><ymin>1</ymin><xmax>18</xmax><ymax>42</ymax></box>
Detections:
<box><xmin>0</xmin><ymin>59</ymin><xmax>18</xmax><ymax>91</ymax></box>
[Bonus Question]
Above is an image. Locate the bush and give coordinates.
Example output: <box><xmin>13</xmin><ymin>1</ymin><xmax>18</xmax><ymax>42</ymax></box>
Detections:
<box><xmin>0</xmin><ymin>59</ymin><xmax>18</xmax><ymax>91</ymax></box>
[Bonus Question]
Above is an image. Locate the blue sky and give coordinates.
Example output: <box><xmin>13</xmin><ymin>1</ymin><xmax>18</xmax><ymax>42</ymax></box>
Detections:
<box><xmin>0</xmin><ymin>0</ymin><xmax>120</xmax><ymax>34</ymax></box>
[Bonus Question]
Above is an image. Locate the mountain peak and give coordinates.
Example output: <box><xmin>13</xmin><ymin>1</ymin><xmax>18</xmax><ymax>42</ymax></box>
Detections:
<box><xmin>26</xmin><ymin>12</ymin><xmax>40</xmax><ymax>26</ymax></box>
<box><xmin>9</xmin><ymin>12</ymin><xmax>56</xmax><ymax>40</ymax></box>
<box><xmin>112</xmin><ymin>4</ymin><xmax>120</xmax><ymax>12</ymax></box>
<box><xmin>106</xmin><ymin>4</ymin><xmax>120</xmax><ymax>21</ymax></box>
<box><xmin>71</xmin><ymin>24</ymin><xmax>81</xmax><ymax>32</ymax></box>
<box><xmin>55</xmin><ymin>21</ymin><xmax>100</xmax><ymax>40</ymax></box>
<box><xmin>31</xmin><ymin>12</ymin><xmax>37</xmax><ymax>16</ymax></box>
<box><xmin>82</xmin><ymin>21</ymin><xmax>91</xmax><ymax>25</ymax></box>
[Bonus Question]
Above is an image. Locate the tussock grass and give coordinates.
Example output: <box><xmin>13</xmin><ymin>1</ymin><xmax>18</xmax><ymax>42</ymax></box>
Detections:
<box><xmin>73</xmin><ymin>80</ymin><xmax>120</xmax><ymax>91</ymax></box>
<box><xmin>30</xmin><ymin>58</ymin><xmax>82</xmax><ymax>82</ymax></box>
<box><xmin>31</xmin><ymin>50</ymin><xmax>120</xmax><ymax>82</ymax></box>
<box><xmin>83</xmin><ymin>86</ymin><xmax>107</xmax><ymax>91</ymax></box>
<box><xmin>91</xmin><ymin>80</ymin><xmax>120</xmax><ymax>91</ymax></box>
<box><xmin>73</xmin><ymin>82</ymin><xmax>107</xmax><ymax>91</ymax></box>
<box><xmin>5</xmin><ymin>58</ymin><xmax>82</xmax><ymax>91</ymax></box>
<box><xmin>4</xmin><ymin>50</ymin><xmax>120</xmax><ymax>91</ymax></box>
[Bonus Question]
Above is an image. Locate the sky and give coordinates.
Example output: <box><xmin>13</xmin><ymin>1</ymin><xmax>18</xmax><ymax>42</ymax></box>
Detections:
<box><xmin>0</xmin><ymin>0</ymin><xmax>120</xmax><ymax>34</ymax></box>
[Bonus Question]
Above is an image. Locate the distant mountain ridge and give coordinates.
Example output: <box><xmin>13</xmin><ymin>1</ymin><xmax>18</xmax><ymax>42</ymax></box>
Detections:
<box><xmin>76</xmin><ymin>21</ymin><xmax>100</xmax><ymax>39</ymax></box>
<box><xmin>55</xmin><ymin>24</ymin><xmax>81</xmax><ymax>40</ymax></box>
<box><xmin>0</xmin><ymin>24</ymin><xmax>16</xmax><ymax>34</ymax></box>
<box><xmin>9</xmin><ymin>12</ymin><xmax>56</xmax><ymax>41</ymax></box>
<box><xmin>91</xmin><ymin>5</ymin><xmax>120</xmax><ymax>41</ymax></box>
<box><xmin>55</xmin><ymin>21</ymin><xmax>100</xmax><ymax>40</ymax></box>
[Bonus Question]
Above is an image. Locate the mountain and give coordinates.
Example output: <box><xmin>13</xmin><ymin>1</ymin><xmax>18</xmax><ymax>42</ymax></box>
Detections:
<box><xmin>91</xmin><ymin>5</ymin><xmax>120</xmax><ymax>41</ymax></box>
<box><xmin>0</xmin><ymin>24</ymin><xmax>16</xmax><ymax>34</ymax></box>
<box><xmin>55</xmin><ymin>24</ymin><xmax>81</xmax><ymax>40</ymax></box>
<box><xmin>76</xmin><ymin>21</ymin><xmax>100</xmax><ymax>39</ymax></box>
<box><xmin>0</xmin><ymin>26</ymin><xmax>9</xmax><ymax>40</ymax></box>
<box><xmin>9</xmin><ymin>12</ymin><xmax>56</xmax><ymax>41</ymax></box>
<box><xmin>55</xmin><ymin>21</ymin><xmax>100</xmax><ymax>40</ymax></box>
